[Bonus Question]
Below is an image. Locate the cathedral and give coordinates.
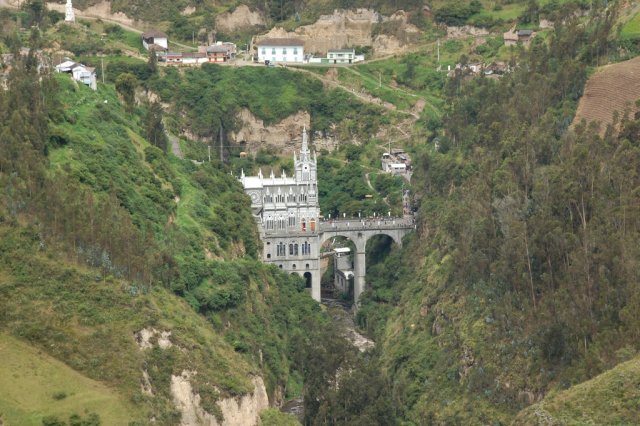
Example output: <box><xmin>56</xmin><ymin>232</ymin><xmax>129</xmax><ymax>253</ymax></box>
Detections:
<box><xmin>240</xmin><ymin>128</ymin><xmax>322</xmax><ymax>300</ymax></box>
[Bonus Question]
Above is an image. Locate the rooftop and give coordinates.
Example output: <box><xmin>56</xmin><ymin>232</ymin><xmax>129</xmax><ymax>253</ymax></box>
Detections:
<box><xmin>142</xmin><ymin>30</ymin><xmax>168</xmax><ymax>39</ymax></box>
<box><xmin>242</xmin><ymin>176</ymin><xmax>299</xmax><ymax>189</ymax></box>
<box><xmin>207</xmin><ymin>45</ymin><xmax>229</xmax><ymax>53</ymax></box>
<box><xmin>256</xmin><ymin>38</ymin><xmax>304</xmax><ymax>47</ymax></box>
<box><xmin>328</xmin><ymin>48</ymin><xmax>355</xmax><ymax>53</ymax></box>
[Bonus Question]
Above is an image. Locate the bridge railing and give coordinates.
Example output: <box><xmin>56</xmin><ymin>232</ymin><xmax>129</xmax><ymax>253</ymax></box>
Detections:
<box><xmin>318</xmin><ymin>216</ymin><xmax>415</xmax><ymax>232</ymax></box>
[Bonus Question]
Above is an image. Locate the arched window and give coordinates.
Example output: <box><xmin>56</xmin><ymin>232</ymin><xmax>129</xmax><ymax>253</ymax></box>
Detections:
<box><xmin>288</xmin><ymin>215</ymin><xmax>296</xmax><ymax>227</ymax></box>
<box><xmin>265</xmin><ymin>216</ymin><xmax>274</xmax><ymax>230</ymax></box>
<box><xmin>302</xmin><ymin>242</ymin><xmax>311</xmax><ymax>255</ymax></box>
<box><xmin>289</xmin><ymin>243</ymin><xmax>294</xmax><ymax>255</ymax></box>
<box><xmin>277</xmin><ymin>243</ymin><xmax>286</xmax><ymax>256</ymax></box>
<box><xmin>310</xmin><ymin>218</ymin><xmax>316</xmax><ymax>232</ymax></box>
<box><xmin>294</xmin><ymin>243</ymin><xmax>299</xmax><ymax>255</ymax></box>
<box><xmin>301</xmin><ymin>219</ymin><xmax>306</xmax><ymax>232</ymax></box>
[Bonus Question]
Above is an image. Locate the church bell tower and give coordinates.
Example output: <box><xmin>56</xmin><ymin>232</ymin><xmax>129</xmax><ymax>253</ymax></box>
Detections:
<box><xmin>294</xmin><ymin>126</ymin><xmax>318</xmax><ymax>205</ymax></box>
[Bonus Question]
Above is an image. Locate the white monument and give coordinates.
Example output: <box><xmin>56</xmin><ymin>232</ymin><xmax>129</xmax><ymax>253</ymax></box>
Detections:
<box><xmin>65</xmin><ymin>0</ymin><xmax>75</xmax><ymax>23</ymax></box>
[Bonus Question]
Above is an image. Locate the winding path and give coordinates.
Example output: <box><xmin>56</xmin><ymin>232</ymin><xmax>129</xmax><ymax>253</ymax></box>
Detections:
<box><xmin>288</xmin><ymin>66</ymin><xmax>407</xmax><ymax>116</ymax></box>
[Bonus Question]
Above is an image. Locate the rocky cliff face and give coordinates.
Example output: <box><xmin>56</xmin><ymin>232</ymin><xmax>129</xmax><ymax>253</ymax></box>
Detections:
<box><xmin>172</xmin><ymin>372</ymin><xmax>269</xmax><ymax>426</ymax></box>
<box><xmin>229</xmin><ymin>109</ymin><xmax>338</xmax><ymax>154</ymax></box>
<box><xmin>255</xmin><ymin>9</ymin><xmax>420</xmax><ymax>57</ymax></box>
<box><xmin>230</xmin><ymin>109</ymin><xmax>309</xmax><ymax>154</ymax></box>
<box><xmin>215</xmin><ymin>5</ymin><xmax>266</xmax><ymax>34</ymax></box>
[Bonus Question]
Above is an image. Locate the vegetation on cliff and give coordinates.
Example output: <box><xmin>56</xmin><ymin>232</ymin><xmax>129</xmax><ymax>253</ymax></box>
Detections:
<box><xmin>355</xmin><ymin>3</ymin><xmax>640</xmax><ymax>424</ymax></box>
<box><xmin>0</xmin><ymin>53</ymin><xmax>322</xmax><ymax>424</ymax></box>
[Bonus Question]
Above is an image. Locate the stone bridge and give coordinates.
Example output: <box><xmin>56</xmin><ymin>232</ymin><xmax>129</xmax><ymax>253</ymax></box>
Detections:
<box><xmin>318</xmin><ymin>216</ymin><xmax>415</xmax><ymax>303</ymax></box>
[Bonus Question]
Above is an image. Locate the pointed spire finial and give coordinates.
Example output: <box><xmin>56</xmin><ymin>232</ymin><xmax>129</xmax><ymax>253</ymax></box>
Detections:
<box><xmin>302</xmin><ymin>125</ymin><xmax>309</xmax><ymax>154</ymax></box>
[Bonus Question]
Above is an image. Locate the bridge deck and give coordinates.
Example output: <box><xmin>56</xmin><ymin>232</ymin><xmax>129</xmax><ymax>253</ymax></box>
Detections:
<box><xmin>318</xmin><ymin>217</ymin><xmax>415</xmax><ymax>233</ymax></box>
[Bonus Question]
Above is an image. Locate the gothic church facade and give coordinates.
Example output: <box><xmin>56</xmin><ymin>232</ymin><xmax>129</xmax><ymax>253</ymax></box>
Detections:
<box><xmin>240</xmin><ymin>128</ymin><xmax>322</xmax><ymax>300</ymax></box>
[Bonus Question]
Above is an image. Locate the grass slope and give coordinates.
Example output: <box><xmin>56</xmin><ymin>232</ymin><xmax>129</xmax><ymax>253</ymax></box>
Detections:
<box><xmin>0</xmin><ymin>225</ymin><xmax>257</xmax><ymax>423</ymax></box>
<box><xmin>0</xmin><ymin>333</ymin><xmax>138</xmax><ymax>425</ymax></box>
<box><xmin>513</xmin><ymin>356</ymin><xmax>640</xmax><ymax>425</ymax></box>
<box><xmin>621</xmin><ymin>12</ymin><xmax>640</xmax><ymax>40</ymax></box>
<box><xmin>0</xmin><ymin>68</ymin><xmax>327</xmax><ymax>423</ymax></box>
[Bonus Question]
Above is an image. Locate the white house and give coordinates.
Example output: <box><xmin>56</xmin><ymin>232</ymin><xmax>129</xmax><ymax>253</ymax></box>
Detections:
<box><xmin>142</xmin><ymin>31</ymin><xmax>168</xmax><ymax>51</ymax></box>
<box><xmin>256</xmin><ymin>38</ymin><xmax>304</xmax><ymax>63</ymax></box>
<box><xmin>72</xmin><ymin>65</ymin><xmax>97</xmax><ymax>90</ymax></box>
<box><xmin>381</xmin><ymin>152</ymin><xmax>409</xmax><ymax>176</ymax></box>
<box><xmin>55</xmin><ymin>59</ymin><xmax>97</xmax><ymax>90</ymax></box>
<box><xmin>327</xmin><ymin>48</ymin><xmax>355</xmax><ymax>64</ymax></box>
<box><xmin>307</xmin><ymin>49</ymin><xmax>364</xmax><ymax>64</ymax></box>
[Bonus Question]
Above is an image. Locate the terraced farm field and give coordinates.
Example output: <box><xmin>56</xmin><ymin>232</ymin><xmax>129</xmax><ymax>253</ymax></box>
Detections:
<box><xmin>572</xmin><ymin>56</ymin><xmax>640</xmax><ymax>134</ymax></box>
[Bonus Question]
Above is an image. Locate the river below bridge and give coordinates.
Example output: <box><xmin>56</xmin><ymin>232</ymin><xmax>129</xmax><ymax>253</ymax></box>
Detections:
<box><xmin>280</xmin><ymin>298</ymin><xmax>374</xmax><ymax>420</ymax></box>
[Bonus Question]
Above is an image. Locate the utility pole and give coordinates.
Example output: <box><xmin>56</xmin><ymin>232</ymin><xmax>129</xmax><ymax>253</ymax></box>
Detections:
<box><xmin>219</xmin><ymin>125</ymin><xmax>224</xmax><ymax>163</ymax></box>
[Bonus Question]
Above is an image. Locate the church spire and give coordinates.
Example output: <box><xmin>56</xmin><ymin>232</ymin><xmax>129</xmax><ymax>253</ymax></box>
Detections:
<box><xmin>302</xmin><ymin>126</ymin><xmax>309</xmax><ymax>154</ymax></box>
<box><xmin>65</xmin><ymin>0</ymin><xmax>75</xmax><ymax>22</ymax></box>
<box><xmin>299</xmin><ymin>126</ymin><xmax>310</xmax><ymax>162</ymax></box>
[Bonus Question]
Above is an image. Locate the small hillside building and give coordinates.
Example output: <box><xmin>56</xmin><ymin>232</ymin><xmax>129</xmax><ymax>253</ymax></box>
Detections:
<box><xmin>327</xmin><ymin>48</ymin><xmax>356</xmax><ymax>64</ymax></box>
<box><xmin>256</xmin><ymin>38</ymin><xmax>304</xmax><ymax>63</ymax></box>
<box><xmin>504</xmin><ymin>27</ymin><xmax>535</xmax><ymax>47</ymax></box>
<box><xmin>142</xmin><ymin>31</ymin><xmax>168</xmax><ymax>50</ymax></box>
<box><xmin>180</xmin><ymin>52</ymin><xmax>208</xmax><ymax>65</ymax></box>
<box><xmin>206</xmin><ymin>45</ymin><xmax>229</xmax><ymax>62</ymax></box>
<box><xmin>198</xmin><ymin>42</ymin><xmax>237</xmax><ymax>62</ymax></box>
<box><xmin>55</xmin><ymin>59</ymin><xmax>97</xmax><ymax>90</ymax></box>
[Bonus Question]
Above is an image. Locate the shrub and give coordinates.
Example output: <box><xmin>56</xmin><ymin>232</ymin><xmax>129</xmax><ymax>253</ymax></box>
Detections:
<box><xmin>52</xmin><ymin>390</ymin><xmax>67</xmax><ymax>400</ymax></box>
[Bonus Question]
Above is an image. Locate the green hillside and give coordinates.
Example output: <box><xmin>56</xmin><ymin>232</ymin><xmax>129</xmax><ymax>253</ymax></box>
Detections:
<box><xmin>0</xmin><ymin>333</ymin><xmax>137</xmax><ymax>425</ymax></box>
<box><xmin>513</xmin><ymin>356</ymin><xmax>640</xmax><ymax>425</ymax></box>
<box><xmin>3</xmin><ymin>0</ymin><xmax>640</xmax><ymax>424</ymax></box>
<box><xmin>0</xmin><ymin>52</ymin><xmax>329</xmax><ymax>423</ymax></box>
<box><xmin>349</xmin><ymin>3</ymin><xmax>640</xmax><ymax>424</ymax></box>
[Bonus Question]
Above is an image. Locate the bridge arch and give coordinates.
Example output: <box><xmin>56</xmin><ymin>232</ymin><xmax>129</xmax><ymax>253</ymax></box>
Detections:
<box><xmin>319</xmin><ymin>229</ymin><xmax>404</xmax><ymax>252</ymax></box>
<box><xmin>319</xmin><ymin>226</ymin><xmax>409</xmax><ymax>304</ymax></box>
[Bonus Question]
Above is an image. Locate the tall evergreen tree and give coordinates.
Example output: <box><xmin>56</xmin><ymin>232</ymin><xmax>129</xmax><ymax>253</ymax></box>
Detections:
<box><xmin>115</xmin><ymin>73</ymin><xmax>137</xmax><ymax>113</ymax></box>
<box><xmin>145</xmin><ymin>101</ymin><xmax>168</xmax><ymax>152</ymax></box>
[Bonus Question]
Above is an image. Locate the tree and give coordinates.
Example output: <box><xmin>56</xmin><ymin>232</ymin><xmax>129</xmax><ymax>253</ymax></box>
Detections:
<box><xmin>25</xmin><ymin>0</ymin><xmax>45</xmax><ymax>26</ymax></box>
<box><xmin>115</xmin><ymin>73</ymin><xmax>137</xmax><ymax>112</ymax></box>
<box><xmin>147</xmin><ymin>49</ymin><xmax>157</xmax><ymax>75</ymax></box>
<box><xmin>145</xmin><ymin>101</ymin><xmax>167</xmax><ymax>151</ymax></box>
<box><xmin>520</xmin><ymin>0</ymin><xmax>540</xmax><ymax>25</ymax></box>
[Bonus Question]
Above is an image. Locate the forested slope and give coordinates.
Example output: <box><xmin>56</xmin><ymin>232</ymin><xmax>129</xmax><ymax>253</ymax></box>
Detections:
<box><xmin>0</xmin><ymin>53</ymin><xmax>332</xmax><ymax>424</ymax></box>
<box><xmin>513</xmin><ymin>354</ymin><xmax>640</xmax><ymax>424</ymax></box>
<box><xmin>356</xmin><ymin>3</ymin><xmax>640</xmax><ymax>424</ymax></box>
